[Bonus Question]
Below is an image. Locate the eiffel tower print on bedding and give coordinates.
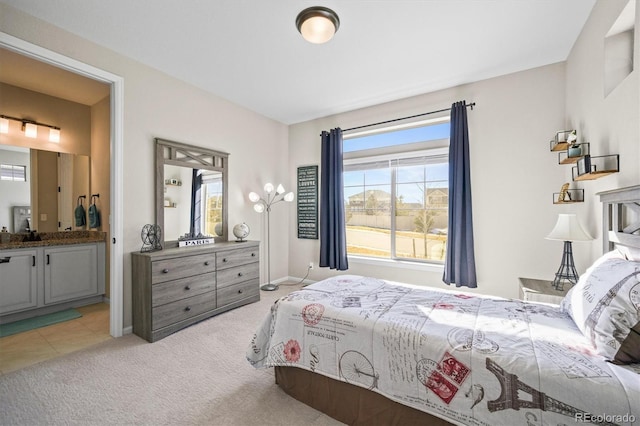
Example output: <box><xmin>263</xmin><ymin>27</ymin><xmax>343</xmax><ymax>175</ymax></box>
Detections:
<box><xmin>248</xmin><ymin>275</ymin><xmax>639</xmax><ymax>426</ymax></box>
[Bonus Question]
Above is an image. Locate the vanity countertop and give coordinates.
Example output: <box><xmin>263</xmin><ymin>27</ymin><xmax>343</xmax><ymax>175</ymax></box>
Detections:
<box><xmin>0</xmin><ymin>231</ymin><xmax>107</xmax><ymax>250</ymax></box>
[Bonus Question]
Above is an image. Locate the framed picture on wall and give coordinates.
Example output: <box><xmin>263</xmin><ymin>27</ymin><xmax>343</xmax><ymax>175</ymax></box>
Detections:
<box><xmin>297</xmin><ymin>165</ymin><xmax>318</xmax><ymax>239</ymax></box>
<box><xmin>576</xmin><ymin>155</ymin><xmax>592</xmax><ymax>176</ymax></box>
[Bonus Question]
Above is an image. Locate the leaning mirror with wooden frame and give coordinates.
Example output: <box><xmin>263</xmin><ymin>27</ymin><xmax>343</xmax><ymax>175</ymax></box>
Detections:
<box><xmin>155</xmin><ymin>138</ymin><xmax>229</xmax><ymax>248</ymax></box>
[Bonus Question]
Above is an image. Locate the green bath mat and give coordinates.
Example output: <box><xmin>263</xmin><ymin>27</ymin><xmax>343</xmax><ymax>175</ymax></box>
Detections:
<box><xmin>0</xmin><ymin>309</ymin><xmax>82</xmax><ymax>338</ymax></box>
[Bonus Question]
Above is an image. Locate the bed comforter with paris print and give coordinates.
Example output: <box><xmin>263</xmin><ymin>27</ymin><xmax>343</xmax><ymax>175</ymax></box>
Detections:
<box><xmin>246</xmin><ymin>275</ymin><xmax>640</xmax><ymax>426</ymax></box>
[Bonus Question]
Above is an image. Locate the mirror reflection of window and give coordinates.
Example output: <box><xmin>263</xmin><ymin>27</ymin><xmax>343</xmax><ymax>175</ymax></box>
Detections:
<box><xmin>191</xmin><ymin>169</ymin><xmax>223</xmax><ymax>237</ymax></box>
<box><xmin>203</xmin><ymin>170</ymin><xmax>223</xmax><ymax>236</ymax></box>
<box><xmin>163</xmin><ymin>165</ymin><xmax>223</xmax><ymax>240</ymax></box>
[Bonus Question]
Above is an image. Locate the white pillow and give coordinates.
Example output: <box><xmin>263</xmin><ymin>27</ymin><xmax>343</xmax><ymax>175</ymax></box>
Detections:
<box><xmin>562</xmin><ymin>255</ymin><xmax>640</xmax><ymax>364</ymax></box>
<box><xmin>618</xmin><ymin>246</ymin><xmax>640</xmax><ymax>262</ymax></box>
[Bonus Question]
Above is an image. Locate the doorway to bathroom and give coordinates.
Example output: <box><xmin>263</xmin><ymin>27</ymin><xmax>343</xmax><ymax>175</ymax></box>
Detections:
<box><xmin>0</xmin><ymin>32</ymin><xmax>124</xmax><ymax>342</ymax></box>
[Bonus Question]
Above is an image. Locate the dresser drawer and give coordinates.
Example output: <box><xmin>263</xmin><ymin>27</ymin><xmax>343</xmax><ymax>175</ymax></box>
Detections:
<box><xmin>151</xmin><ymin>252</ymin><xmax>216</xmax><ymax>283</ymax></box>
<box><xmin>217</xmin><ymin>262</ymin><xmax>259</xmax><ymax>288</ymax></box>
<box><xmin>152</xmin><ymin>272</ymin><xmax>216</xmax><ymax>307</ymax></box>
<box><xmin>217</xmin><ymin>246</ymin><xmax>259</xmax><ymax>269</ymax></box>
<box><xmin>218</xmin><ymin>279</ymin><xmax>259</xmax><ymax>307</ymax></box>
<box><xmin>152</xmin><ymin>290</ymin><xmax>216</xmax><ymax>330</ymax></box>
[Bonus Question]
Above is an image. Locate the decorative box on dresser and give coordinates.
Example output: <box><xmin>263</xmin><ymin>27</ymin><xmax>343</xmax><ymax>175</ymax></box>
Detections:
<box><xmin>132</xmin><ymin>241</ymin><xmax>260</xmax><ymax>342</ymax></box>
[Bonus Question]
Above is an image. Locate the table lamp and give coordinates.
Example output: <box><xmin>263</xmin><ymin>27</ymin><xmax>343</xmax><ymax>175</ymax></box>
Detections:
<box><xmin>545</xmin><ymin>213</ymin><xmax>593</xmax><ymax>290</ymax></box>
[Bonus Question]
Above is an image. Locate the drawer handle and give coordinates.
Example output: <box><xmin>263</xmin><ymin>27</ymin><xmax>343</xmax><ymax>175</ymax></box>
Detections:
<box><xmin>0</xmin><ymin>256</ymin><xmax>11</xmax><ymax>264</ymax></box>
<box><xmin>185</xmin><ymin>306</ymin><xmax>191</xmax><ymax>312</ymax></box>
<box><xmin>162</xmin><ymin>268</ymin><xmax>169</xmax><ymax>274</ymax></box>
<box><xmin>204</xmin><ymin>261</ymin><xmax>210</xmax><ymax>266</ymax></box>
<box><xmin>185</xmin><ymin>285</ymin><xmax>191</xmax><ymax>290</ymax></box>
<box><xmin>238</xmin><ymin>272</ymin><xmax>243</xmax><ymax>277</ymax></box>
<box><xmin>238</xmin><ymin>289</ymin><xmax>243</xmax><ymax>294</ymax></box>
<box><xmin>222</xmin><ymin>258</ymin><xmax>228</xmax><ymax>263</ymax></box>
<box><xmin>251</xmin><ymin>252</ymin><xmax>256</xmax><ymax>257</ymax></box>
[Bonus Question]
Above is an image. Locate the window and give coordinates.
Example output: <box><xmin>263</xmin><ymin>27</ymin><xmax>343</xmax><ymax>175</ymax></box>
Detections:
<box><xmin>1</xmin><ymin>164</ymin><xmax>27</xmax><ymax>181</ymax></box>
<box><xmin>343</xmin><ymin>120</ymin><xmax>449</xmax><ymax>263</ymax></box>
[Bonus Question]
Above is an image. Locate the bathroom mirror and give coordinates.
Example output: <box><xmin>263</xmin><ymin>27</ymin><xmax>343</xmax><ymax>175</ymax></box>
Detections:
<box><xmin>0</xmin><ymin>145</ymin><xmax>90</xmax><ymax>233</ymax></box>
<box><xmin>155</xmin><ymin>138</ymin><xmax>229</xmax><ymax>247</ymax></box>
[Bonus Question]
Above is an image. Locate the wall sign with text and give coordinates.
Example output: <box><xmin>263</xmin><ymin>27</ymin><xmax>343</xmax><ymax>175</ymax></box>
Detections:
<box><xmin>297</xmin><ymin>165</ymin><xmax>318</xmax><ymax>239</ymax></box>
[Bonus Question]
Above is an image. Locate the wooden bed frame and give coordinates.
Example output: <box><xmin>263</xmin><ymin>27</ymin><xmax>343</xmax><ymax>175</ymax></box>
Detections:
<box><xmin>275</xmin><ymin>185</ymin><xmax>640</xmax><ymax>426</ymax></box>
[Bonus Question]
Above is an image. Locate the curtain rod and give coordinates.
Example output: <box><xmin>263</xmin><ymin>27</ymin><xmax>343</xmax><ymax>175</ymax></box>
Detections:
<box><xmin>342</xmin><ymin>102</ymin><xmax>475</xmax><ymax>133</ymax></box>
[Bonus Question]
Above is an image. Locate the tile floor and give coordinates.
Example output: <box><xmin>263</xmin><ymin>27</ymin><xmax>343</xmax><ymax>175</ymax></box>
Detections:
<box><xmin>0</xmin><ymin>303</ymin><xmax>111</xmax><ymax>375</ymax></box>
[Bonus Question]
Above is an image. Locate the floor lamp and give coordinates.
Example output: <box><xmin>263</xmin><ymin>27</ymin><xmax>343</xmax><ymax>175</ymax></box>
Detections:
<box><xmin>249</xmin><ymin>183</ymin><xmax>294</xmax><ymax>291</ymax></box>
<box><xmin>545</xmin><ymin>213</ymin><xmax>593</xmax><ymax>290</ymax></box>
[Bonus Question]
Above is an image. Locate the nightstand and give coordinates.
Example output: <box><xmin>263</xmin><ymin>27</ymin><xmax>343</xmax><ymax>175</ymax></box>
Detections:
<box><xmin>518</xmin><ymin>277</ymin><xmax>571</xmax><ymax>304</ymax></box>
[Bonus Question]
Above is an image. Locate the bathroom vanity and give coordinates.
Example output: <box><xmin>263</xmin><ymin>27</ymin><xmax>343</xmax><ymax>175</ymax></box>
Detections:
<box><xmin>0</xmin><ymin>231</ymin><xmax>106</xmax><ymax>323</ymax></box>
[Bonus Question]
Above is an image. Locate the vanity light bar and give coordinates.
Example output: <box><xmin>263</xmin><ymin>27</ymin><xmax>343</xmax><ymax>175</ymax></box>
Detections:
<box><xmin>0</xmin><ymin>114</ymin><xmax>61</xmax><ymax>143</ymax></box>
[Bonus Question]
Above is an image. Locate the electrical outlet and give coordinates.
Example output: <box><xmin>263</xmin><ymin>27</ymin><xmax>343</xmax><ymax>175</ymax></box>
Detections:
<box><xmin>308</xmin><ymin>261</ymin><xmax>314</xmax><ymax>270</ymax></box>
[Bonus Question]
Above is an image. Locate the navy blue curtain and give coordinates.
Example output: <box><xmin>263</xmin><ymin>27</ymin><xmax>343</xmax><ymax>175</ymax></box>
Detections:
<box><xmin>319</xmin><ymin>128</ymin><xmax>349</xmax><ymax>270</ymax></box>
<box><xmin>190</xmin><ymin>169</ymin><xmax>202</xmax><ymax>237</ymax></box>
<box><xmin>443</xmin><ymin>101</ymin><xmax>477</xmax><ymax>288</ymax></box>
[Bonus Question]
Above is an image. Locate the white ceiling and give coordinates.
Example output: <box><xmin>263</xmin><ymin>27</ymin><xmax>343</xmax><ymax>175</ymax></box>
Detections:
<box><xmin>1</xmin><ymin>0</ymin><xmax>596</xmax><ymax>124</ymax></box>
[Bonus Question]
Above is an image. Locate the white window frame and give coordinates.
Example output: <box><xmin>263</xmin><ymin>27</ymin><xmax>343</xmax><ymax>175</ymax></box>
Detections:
<box><xmin>1</xmin><ymin>164</ymin><xmax>27</xmax><ymax>181</ymax></box>
<box><xmin>343</xmin><ymin>119</ymin><xmax>450</xmax><ymax>269</ymax></box>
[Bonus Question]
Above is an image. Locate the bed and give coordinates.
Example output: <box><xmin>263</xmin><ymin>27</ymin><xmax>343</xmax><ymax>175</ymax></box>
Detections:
<box><xmin>247</xmin><ymin>185</ymin><xmax>640</xmax><ymax>426</ymax></box>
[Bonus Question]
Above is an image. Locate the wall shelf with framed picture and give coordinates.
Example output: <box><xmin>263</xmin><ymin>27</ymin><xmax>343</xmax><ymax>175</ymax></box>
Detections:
<box><xmin>572</xmin><ymin>154</ymin><xmax>619</xmax><ymax>181</ymax></box>
<box><xmin>553</xmin><ymin>183</ymin><xmax>584</xmax><ymax>204</ymax></box>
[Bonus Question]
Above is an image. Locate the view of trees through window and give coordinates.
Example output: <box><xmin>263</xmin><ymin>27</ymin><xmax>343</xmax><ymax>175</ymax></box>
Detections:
<box><xmin>343</xmin><ymin>121</ymin><xmax>449</xmax><ymax>263</ymax></box>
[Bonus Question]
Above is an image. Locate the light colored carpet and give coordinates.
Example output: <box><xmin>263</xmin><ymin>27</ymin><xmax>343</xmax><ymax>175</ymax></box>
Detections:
<box><xmin>0</xmin><ymin>283</ymin><xmax>344</xmax><ymax>426</ymax></box>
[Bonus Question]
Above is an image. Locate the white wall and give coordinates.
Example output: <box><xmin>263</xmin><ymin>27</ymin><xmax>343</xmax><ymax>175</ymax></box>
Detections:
<box><xmin>0</xmin><ymin>83</ymin><xmax>92</xmax><ymax>155</ymax></box>
<box><xmin>289</xmin><ymin>63</ymin><xmax>568</xmax><ymax>299</ymax></box>
<box><xmin>0</xmin><ymin>148</ymin><xmax>30</xmax><ymax>232</ymax></box>
<box><xmin>565</xmin><ymin>0</ymin><xmax>640</xmax><ymax>266</ymax></box>
<box><xmin>288</xmin><ymin>0</ymin><xmax>640</xmax><ymax>300</ymax></box>
<box><xmin>0</xmin><ymin>4</ymin><xmax>290</xmax><ymax>329</ymax></box>
<box><xmin>1</xmin><ymin>0</ymin><xmax>637</xmax><ymax>326</ymax></box>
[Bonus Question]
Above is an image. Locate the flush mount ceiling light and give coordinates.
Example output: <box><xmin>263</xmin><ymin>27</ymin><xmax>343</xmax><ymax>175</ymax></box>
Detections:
<box><xmin>296</xmin><ymin>6</ymin><xmax>340</xmax><ymax>44</ymax></box>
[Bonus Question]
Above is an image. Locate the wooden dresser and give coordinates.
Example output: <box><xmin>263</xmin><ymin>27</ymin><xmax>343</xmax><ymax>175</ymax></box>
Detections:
<box><xmin>131</xmin><ymin>241</ymin><xmax>260</xmax><ymax>342</ymax></box>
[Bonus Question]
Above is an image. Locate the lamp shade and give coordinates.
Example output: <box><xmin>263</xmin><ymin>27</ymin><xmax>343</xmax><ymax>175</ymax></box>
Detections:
<box><xmin>0</xmin><ymin>117</ymin><xmax>8</xmax><ymax>134</ymax></box>
<box><xmin>24</xmin><ymin>122</ymin><xmax>37</xmax><ymax>138</ymax></box>
<box><xmin>296</xmin><ymin>6</ymin><xmax>340</xmax><ymax>44</ymax></box>
<box><xmin>248</xmin><ymin>192</ymin><xmax>260</xmax><ymax>203</ymax></box>
<box><xmin>545</xmin><ymin>214</ymin><xmax>593</xmax><ymax>242</ymax></box>
<box><xmin>49</xmin><ymin>128</ymin><xmax>60</xmax><ymax>143</ymax></box>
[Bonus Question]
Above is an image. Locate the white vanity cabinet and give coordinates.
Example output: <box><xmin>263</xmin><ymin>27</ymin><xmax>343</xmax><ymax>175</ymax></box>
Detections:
<box><xmin>0</xmin><ymin>242</ymin><xmax>106</xmax><ymax>322</ymax></box>
<box><xmin>0</xmin><ymin>249</ymin><xmax>38</xmax><ymax>314</ymax></box>
<box><xmin>44</xmin><ymin>244</ymin><xmax>99</xmax><ymax>304</ymax></box>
